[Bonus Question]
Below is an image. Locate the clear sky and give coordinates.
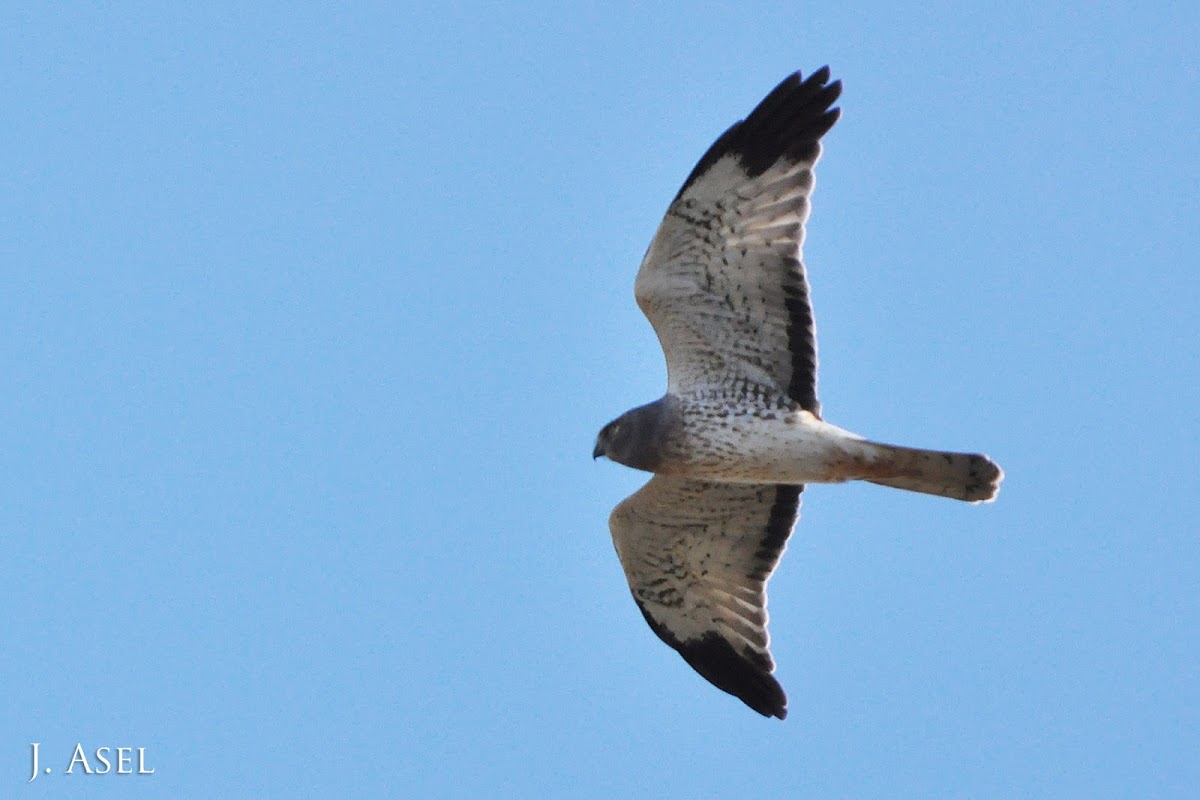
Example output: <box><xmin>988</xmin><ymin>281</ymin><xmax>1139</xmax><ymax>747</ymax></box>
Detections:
<box><xmin>3</xmin><ymin>2</ymin><xmax>1198</xmax><ymax>797</ymax></box>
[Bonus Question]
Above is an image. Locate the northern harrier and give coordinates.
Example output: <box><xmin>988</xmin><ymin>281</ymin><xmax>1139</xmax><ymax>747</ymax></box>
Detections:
<box><xmin>593</xmin><ymin>67</ymin><xmax>1002</xmax><ymax>719</ymax></box>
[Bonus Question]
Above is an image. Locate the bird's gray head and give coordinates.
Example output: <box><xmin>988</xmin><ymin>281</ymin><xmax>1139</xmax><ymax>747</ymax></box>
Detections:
<box><xmin>593</xmin><ymin>399</ymin><xmax>674</xmax><ymax>472</ymax></box>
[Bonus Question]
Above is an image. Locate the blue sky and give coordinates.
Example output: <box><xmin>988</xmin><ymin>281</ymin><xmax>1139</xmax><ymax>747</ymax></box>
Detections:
<box><xmin>3</xmin><ymin>2</ymin><xmax>1198</xmax><ymax>797</ymax></box>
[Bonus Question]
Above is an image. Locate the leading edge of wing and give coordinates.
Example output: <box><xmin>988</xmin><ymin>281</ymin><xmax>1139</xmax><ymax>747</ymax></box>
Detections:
<box><xmin>671</xmin><ymin>67</ymin><xmax>842</xmax><ymax>205</ymax></box>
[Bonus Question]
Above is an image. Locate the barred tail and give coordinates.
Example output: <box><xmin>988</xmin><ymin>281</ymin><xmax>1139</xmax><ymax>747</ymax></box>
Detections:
<box><xmin>864</xmin><ymin>442</ymin><xmax>1003</xmax><ymax>503</ymax></box>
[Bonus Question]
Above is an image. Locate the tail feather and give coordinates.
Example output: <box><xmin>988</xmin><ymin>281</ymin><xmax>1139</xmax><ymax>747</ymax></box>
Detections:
<box><xmin>863</xmin><ymin>442</ymin><xmax>1003</xmax><ymax>503</ymax></box>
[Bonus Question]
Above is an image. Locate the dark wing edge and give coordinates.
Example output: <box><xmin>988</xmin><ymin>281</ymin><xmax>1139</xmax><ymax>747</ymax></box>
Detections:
<box><xmin>671</xmin><ymin>67</ymin><xmax>842</xmax><ymax>205</ymax></box>
<box><xmin>732</xmin><ymin>68</ymin><xmax>840</xmax><ymax>415</ymax></box>
<box><xmin>633</xmin><ymin>599</ymin><xmax>787</xmax><ymax>719</ymax></box>
<box><xmin>610</xmin><ymin>479</ymin><xmax>803</xmax><ymax>719</ymax></box>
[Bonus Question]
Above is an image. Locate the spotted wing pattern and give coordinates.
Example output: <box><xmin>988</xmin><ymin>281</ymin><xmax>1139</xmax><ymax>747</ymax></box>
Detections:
<box><xmin>609</xmin><ymin>475</ymin><xmax>802</xmax><ymax>718</ymax></box>
<box><xmin>634</xmin><ymin>68</ymin><xmax>841</xmax><ymax>415</ymax></box>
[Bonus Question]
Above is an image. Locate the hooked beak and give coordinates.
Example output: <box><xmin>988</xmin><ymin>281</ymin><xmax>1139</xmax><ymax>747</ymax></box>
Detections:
<box><xmin>592</xmin><ymin>440</ymin><xmax>605</xmax><ymax>460</ymax></box>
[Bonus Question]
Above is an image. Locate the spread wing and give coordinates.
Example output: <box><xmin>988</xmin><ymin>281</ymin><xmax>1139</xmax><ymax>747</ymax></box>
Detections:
<box><xmin>609</xmin><ymin>475</ymin><xmax>802</xmax><ymax>719</ymax></box>
<box><xmin>635</xmin><ymin>68</ymin><xmax>841</xmax><ymax>415</ymax></box>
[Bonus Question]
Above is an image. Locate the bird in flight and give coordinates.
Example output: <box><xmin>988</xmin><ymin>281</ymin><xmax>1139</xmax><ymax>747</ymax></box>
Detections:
<box><xmin>593</xmin><ymin>67</ymin><xmax>1003</xmax><ymax>719</ymax></box>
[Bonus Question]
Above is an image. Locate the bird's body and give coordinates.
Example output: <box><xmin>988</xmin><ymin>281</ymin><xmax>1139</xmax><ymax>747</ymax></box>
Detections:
<box><xmin>602</xmin><ymin>395</ymin><xmax>1000</xmax><ymax>499</ymax></box>
<box><xmin>594</xmin><ymin>67</ymin><xmax>1003</xmax><ymax>719</ymax></box>
<box><xmin>658</xmin><ymin>402</ymin><xmax>864</xmax><ymax>484</ymax></box>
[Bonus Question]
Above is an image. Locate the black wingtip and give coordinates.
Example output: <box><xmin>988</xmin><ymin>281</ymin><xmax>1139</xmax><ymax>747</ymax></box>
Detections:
<box><xmin>634</xmin><ymin>599</ymin><xmax>788</xmax><ymax>720</ymax></box>
<box><xmin>676</xmin><ymin>632</ymin><xmax>788</xmax><ymax>719</ymax></box>
<box><xmin>673</xmin><ymin>67</ymin><xmax>842</xmax><ymax>203</ymax></box>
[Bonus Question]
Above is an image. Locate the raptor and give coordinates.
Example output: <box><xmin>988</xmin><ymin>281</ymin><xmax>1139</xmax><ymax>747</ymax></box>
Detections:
<box><xmin>594</xmin><ymin>67</ymin><xmax>1003</xmax><ymax>719</ymax></box>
